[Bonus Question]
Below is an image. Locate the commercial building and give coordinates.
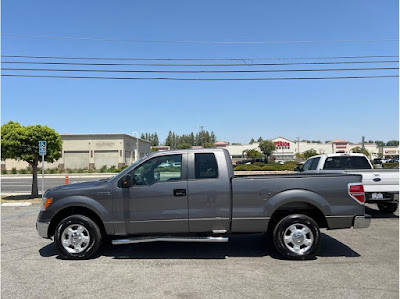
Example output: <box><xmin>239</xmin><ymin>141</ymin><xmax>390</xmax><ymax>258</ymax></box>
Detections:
<box><xmin>2</xmin><ymin>134</ymin><xmax>152</xmax><ymax>171</ymax></box>
<box><xmin>223</xmin><ymin>137</ymin><xmax>399</xmax><ymax>163</ymax></box>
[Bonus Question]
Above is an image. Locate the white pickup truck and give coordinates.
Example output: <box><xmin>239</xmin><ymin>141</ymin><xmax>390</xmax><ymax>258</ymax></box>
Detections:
<box><xmin>296</xmin><ymin>153</ymin><xmax>399</xmax><ymax>213</ymax></box>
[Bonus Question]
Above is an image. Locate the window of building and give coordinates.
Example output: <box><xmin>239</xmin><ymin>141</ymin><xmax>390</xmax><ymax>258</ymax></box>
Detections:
<box><xmin>195</xmin><ymin>153</ymin><xmax>218</xmax><ymax>179</ymax></box>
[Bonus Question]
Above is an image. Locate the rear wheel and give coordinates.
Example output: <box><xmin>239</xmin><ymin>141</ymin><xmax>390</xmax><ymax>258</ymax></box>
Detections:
<box><xmin>54</xmin><ymin>215</ymin><xmax>102</xmax><ymax>260</ymax></box>
<box><xmin>273</xmin><ymin>214</ymin><xmax>321</xmax><ymax>260</ymax></box>
<box><xmin>377</xmin><ymin>202</ymin><xmax>398</xmax><ymax>213</ymax></box>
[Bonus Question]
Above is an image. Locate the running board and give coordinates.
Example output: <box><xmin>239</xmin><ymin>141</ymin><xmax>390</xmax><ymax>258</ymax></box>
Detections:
<box><xmin>112</xmin><ymin>236</ymin><xmax>229</xmax><ymax>245</ymax></box>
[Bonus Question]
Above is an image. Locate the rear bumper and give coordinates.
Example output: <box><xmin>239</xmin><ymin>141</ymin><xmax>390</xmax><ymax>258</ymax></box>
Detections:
<box><xmin>353</xmin><ymin>215</ymin><xmax>371</xmax><ymax>229</ymax></box>
<box><xmin>36</xmin><ymin>221</ymin><xmax>50</xmax><ymax>238</ymax></box>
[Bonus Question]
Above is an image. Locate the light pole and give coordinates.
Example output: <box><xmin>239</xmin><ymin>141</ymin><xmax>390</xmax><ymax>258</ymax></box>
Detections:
<box><xmin>132</xmin><ymin>131</ymin><xmax>139</xmax><ymax>162</ymax></box>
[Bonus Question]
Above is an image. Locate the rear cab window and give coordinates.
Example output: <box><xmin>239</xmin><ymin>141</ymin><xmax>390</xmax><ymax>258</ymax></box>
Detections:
<box><xmin>195</xmin><ymin>153</ymin><xmax>218</xmax><ymax>179</ymax></box>
<box><xmin>323</xmin><ymin>156</ymin><xmax>372</xmax><ymax>170</ymax></box>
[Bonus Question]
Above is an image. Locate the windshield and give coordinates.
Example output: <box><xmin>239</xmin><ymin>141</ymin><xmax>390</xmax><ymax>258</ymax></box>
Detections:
<box><xmin>110</xmin><ymin>156</ymin><xmax>146</xmax><ymax>182</ymax></box>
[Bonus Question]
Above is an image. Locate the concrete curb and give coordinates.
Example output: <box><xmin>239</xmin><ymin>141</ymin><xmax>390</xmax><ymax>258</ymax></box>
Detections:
<box><xmin>1</xmin><ymin>174</ymin><xmax>115</xmax><ymax>179</ymax></box>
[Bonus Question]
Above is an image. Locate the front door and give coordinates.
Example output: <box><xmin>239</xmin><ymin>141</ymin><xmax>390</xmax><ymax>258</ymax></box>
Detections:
<box><xmin>123</xmin><ymin>153</ymin><xmax>189</xmax><ymax>234</ymax></box>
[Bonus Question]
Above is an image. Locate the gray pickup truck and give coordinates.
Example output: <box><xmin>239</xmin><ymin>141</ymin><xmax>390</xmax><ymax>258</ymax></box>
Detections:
<box><xmin>37</xmin><ymin>148</ymin><xmax>370</xmax><ymax>260</ymax></box>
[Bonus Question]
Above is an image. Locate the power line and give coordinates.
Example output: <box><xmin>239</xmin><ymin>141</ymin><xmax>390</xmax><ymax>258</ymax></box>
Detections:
<box><xmin>2</xmin><ymin>67</ymin><xmax>397</xmax><ymax>74</ymax></box>
<box><xmin>2</xmin><ymin>54</ymin><xmax>398</xmax><ymax>61</ymax></box>
<box><xmin>2</xmin><ymin>60</ymin><xmax>398</xmax><ymax>67</ymax></box>
<box><xmin>2</xmin><ymin>74</ymin><xmax>398</xmax><ymax>81</ymax></box>
<box><xmin>3</xmin><ymin>33</ymin><xmax>398</xmax><ymax>44</ymax></box>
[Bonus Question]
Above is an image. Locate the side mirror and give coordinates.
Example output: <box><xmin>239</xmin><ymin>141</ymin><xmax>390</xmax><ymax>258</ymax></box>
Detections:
<box><xmin>120</xmin><ymin>174</ymin><xmax>132</xmax><ymax>188</ymax></box>
<box><xmin>294</xmin><ymin>167</ymin><xmax>301</xmax><ymax>172</ymax></box>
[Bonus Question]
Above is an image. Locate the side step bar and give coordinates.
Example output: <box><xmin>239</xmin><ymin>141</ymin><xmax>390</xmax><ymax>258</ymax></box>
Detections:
<box><xmin>112</xmin><ymin>236</ymin><xmax>229</xmax><ymax>245</ymax></box>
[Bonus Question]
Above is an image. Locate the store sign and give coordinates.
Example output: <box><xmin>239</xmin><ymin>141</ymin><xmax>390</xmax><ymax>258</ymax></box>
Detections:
<box><xmin>275</xmin><ymin>141</ymin><xmax>290</xmax><ymax>147</ymax></box>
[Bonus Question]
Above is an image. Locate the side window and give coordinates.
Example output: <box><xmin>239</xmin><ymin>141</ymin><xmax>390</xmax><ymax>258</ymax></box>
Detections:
<box><xmin>132</xmin><ymin>154</ymin><xmax>182</xmax><ymax>186</ymax></box>
<box><xmin>195</xmin><ymin>153</ymin><xmax>218</xmax><ymax>179</ymax></box>
<box><xmin>310</xmin><ymin>157</ymin><xmax>321</xmax><ymax>170</ymax></box>
<box><xmin>324</xmin><ymin>157</ymin><xmax>342</xmax><ymax>169</ymax></box>
<box><xmin>302</xmin><ymin>159</ymin><xmax>313</xmax><ymax>171</ymax></box>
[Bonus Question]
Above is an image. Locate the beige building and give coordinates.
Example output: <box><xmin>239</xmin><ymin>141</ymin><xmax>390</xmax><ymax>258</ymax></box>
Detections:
<box><xmin>2</xmin><ymin>134</ymin><xmax>152</xmax><ymax>171</ymax></box>
<box><xmin>224</xmin><ymin>137</ymin><xmax>399</xmax><ymax>162</ymax></box>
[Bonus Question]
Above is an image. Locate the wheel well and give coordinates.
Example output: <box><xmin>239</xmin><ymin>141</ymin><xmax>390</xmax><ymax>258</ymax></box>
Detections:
<box><xmin>268</xmin><ymin>202</ymin><xmax>328</xmax><ymax>232</ymax></box>
<box><xmin>48</xmin><ymin>206</ymin><xmax>106</xmax><ymax>238</ymax></box>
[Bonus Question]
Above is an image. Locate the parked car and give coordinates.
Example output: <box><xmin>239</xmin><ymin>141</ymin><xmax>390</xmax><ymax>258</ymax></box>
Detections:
<box><xmin>37</xmin><ymin>149</ymin><xmax>370</xmax><ymax>260</ymax></box>
<box><xmin>373</xmin><ymin>158</ymin><xmax>388</xmax><ymax>164</ymax></box>
<box><xmin>388</xmin><ymin>157</ymin><xmax>399</xmax><ymax>163</ymax></box>
<box><xmin>296</xmin><ymin>153</ymin><xmax>399</xmax><ymax>213</ymax></box>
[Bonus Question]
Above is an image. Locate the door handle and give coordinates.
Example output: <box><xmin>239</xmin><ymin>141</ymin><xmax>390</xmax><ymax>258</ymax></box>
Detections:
<box><xmin>174</xmin><ymin>189</ymin><xmax>186</xmax><ymax>197</ymax></box>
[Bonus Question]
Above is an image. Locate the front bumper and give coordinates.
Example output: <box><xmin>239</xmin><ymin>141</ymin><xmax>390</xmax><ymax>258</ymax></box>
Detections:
<box><xmin>353</xmin><ymin>215</ymin><xmax>371</xmax><ymax>229</ymax></box>
<box><xmin>36</xmin><ymin>221</ymin><xmax>50</xmax><ymax>238</ymax></box>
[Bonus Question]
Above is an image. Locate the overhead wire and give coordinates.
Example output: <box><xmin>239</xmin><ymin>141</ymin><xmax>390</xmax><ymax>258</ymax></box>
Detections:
<box><xmin>2</xmin><ymin>74</ymin><xmax>398</xmax><ymax>81</ymax></box>
<box><xmin>2</xmin><ymin>54</ymin><xmax>398</xmax><ymax>61</ymax></box>
<box><xmin>2</xmin><ymin>60</ymin><xmax>398</xmax><ymax>67</ymax></box>
<box><xmin>2</xmin><ymin>67</ymin><xmax>398</xmax><ymax>74</ymax></box>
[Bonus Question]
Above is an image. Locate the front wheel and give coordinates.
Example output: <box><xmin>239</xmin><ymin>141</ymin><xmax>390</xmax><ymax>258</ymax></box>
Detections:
<box><xmin>377</xmin><ymin>202</ymin><xmax>398</xmax><ymax>213</ymax></box>
<box><xmin>273</xmin><ymin>214</ymin><xmax>321</xmax><ymax>260</ymax></box>
<box><xmin>54</xmin><ymin>215</ymin><xmax>102</xmax><ymax>260</ymax></box>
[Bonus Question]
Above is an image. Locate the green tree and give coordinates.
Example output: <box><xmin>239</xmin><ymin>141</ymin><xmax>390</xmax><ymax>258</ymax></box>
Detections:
<box><xmin>203</xmin><ymin>142</ymin><xmax>215</xmax><ymax>148</ymax></box>
<box><xmin>1</xmin><ymin>121</ymin><xmax>62</xmax><ymax>198</ymax></box>
<box><xmin>176</xmin><ymin>143</ymin><xmax>192</xmax><ymax>149</ymax></box>
<box><xmin>257</xmin><ymin>137</ymin><xmax>263</xmax><ymax>143</ymax></box>
<box><xmin>243</xmin><ymin>149</ymin><xmax>262</xmax><ymax>161</ymax></box>
<box><xmin>386</xmin><ymin>140</ymin><xmax>399</xmax><ymax>146</ymax></box>
<box><xmin>350</xmin><ymin>147</ymin><xmax>370</xmax><ymax>157</ymax></box>
<box><xmin>303</xmin><ymin>149</ymin><xmax>318</xmax><ymax>160</ymax></box>
<box><xmin>249</xmin><ymin>138</ymin><xmax>255</xmax><ymax>144</ymax></box>
<box><xmin>258</xmin><ymin>140</ymin><xmax>276</xmax><ymax>162</ymax></box>
<box><xmin>375</xmin><ymin>140</ymin><xmax>385</xmax><ymax>147</ymax></box>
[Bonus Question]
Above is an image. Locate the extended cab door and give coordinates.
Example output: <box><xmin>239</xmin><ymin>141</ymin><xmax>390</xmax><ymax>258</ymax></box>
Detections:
<box><xmin>115</xmin><ymin>153</ymin><xmax>189</xmax><ymax>235</ymax></box>
<box><xmin>187</xmin><ymin>151</ymin><xmax>231</xmax><ymax>233</ymax></box>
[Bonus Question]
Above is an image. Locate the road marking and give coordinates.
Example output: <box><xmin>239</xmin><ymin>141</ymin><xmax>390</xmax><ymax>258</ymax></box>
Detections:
<box><xmin>2</xmin><ymin>202</ymin><xmax>33</xmax><ymax>207</ymax></box>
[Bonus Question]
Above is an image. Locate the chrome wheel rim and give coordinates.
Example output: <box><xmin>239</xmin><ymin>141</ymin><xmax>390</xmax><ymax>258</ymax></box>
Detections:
<box><xmin>283</xmin><ymin>223</ymin><xmax>314</xmax><ymax>254</ymax></box>
<box><xmin>61</xmin><ymin>224</ymin><xmax>90</xmax><ymax>254</ymax></box>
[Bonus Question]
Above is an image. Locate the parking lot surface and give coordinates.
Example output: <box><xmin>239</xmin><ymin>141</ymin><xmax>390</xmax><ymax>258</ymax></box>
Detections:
<box><xmin>1</xmin><ymin>204</ymin><xmax>398</xmax><ymax>299</ymax></box>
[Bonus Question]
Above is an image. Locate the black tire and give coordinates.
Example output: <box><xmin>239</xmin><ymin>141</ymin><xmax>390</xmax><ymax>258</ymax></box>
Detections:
<box><xmin>377</xmin><ymin>202</ymin><xmax>398</xmax><ymax>213</ymax></box>
<box><xmin>54</xmin><ymin>215</ymin><xmax>102</xmax><ymax>260</ymax></box>
<box><xmin>272</xmin><ymin>214</ymin><xmax>321</xmax><ymax>260</ymax></box>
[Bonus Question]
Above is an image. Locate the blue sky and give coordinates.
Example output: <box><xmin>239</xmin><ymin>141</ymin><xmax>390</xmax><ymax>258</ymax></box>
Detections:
<box><xmin>2</xmin><ymin>0</ymin><xmax>399</xmax><ymax>144</ymax></box>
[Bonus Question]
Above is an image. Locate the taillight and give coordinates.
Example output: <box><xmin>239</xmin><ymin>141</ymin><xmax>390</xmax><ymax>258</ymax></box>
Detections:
<box><xmin>348</xmin><ymin>184</ymin><xmax>365</xmax><ymax>204</ymax></box>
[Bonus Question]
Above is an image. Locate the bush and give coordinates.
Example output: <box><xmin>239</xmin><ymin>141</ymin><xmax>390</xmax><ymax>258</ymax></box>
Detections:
<box><xmin>11</xmin><ymin>167</ymin><xmax>17</xmax><ymax>174</ymax></box>
<box><xmin>234</xmin><ymin>164</ymin><xmax>261</xmax><ymax>171</ymax></box>
<box><xmin>66</xmin><ymin>168</ymin><xmax>76</xmax><ymax>173</ymax></box>
<box><xmin>99</xmin><ymin>165</ymin><xmax>108</xmax><ymax>173</ymax></box>
<box><xmin>2</xmin><ymin>169</ymin><xmax>7</xmax><ymax>174</ymax></box>
<box><xmin>46</xmin><ymin>168</ymin><xmax>57</xmax><ymax>174</ymax></box>
<box><xmin>18</xmin><ymin>168</ymin><xmax>28</xmax><ymax>174</ymax></box>
<box><xmin>383</xmin><ymin>163</ymin><xmax>398</xmax><ymax>169</ymax></box>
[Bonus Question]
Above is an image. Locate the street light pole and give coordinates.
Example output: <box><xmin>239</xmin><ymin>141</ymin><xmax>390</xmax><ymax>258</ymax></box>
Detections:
<box><xmin>132</xmin><ymin>131</ymin><xmax>139</xmax><ymax>162</ymax></box>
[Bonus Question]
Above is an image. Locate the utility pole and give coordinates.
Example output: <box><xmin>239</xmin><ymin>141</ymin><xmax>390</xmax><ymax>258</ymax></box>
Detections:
<box><xmin>200</xmin><ymin>126</ymin><xmax>204</xmax><ymax>146</ymax></box>
<box><xmin>361</xmin><ymin>136</ymin><xmax>365</xmax><ymax>155</ymax></box>
<box><xmin>296</xmin><ymin>137</ymin><xmax>300</xmax><ymax>161</ymax></box>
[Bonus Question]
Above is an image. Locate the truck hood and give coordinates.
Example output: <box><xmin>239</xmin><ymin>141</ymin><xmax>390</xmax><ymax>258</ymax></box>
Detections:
<box><xmin>48</xmin><ymin>179</ymin><xmax>109</xmax><ymax>193</ymax></box>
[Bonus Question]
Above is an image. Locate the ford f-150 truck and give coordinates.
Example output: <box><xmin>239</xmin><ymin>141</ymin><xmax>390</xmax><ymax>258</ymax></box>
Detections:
<box><xmin>37</xmin><ymin>149</ymin><xmax>370</xmax><ymax>260</ymax></box>
<box><xmin>296</xmin><ymin>153</ymin><xmax>399</xmax><ymax>213</ymax></box>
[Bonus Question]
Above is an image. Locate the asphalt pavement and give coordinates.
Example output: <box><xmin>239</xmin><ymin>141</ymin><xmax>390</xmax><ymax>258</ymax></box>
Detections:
<box><xmin>1</xmin><ymin>204</ymin><xmax>398</xmax><ymax>299</ymax></box>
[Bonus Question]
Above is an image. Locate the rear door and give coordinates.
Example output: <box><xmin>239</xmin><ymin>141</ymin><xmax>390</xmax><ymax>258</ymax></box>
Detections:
<box><xmin>187</xmin><ymin>151</ymin><xmax>231</xmax><ymax>233</ymax></box>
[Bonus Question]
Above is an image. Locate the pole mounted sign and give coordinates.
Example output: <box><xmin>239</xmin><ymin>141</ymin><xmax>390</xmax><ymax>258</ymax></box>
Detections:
<box><xmin>39</xmin><ymin>141</ymin><xmax>47</xmax><ymax>156</ymax></box>
<box><xmin>39</xmin><ymin>141</ymin><xmax>46</xmax><ymax>196</ymax></box>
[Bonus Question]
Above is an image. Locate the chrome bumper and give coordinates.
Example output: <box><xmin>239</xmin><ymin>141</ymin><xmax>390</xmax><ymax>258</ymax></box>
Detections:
<box><xmin>36</xmin><ymin>221</ymin><xmax>50</xmax><ymax>238</ymax></box>
<box><xmin>353</xmin><ymin>215</ymin><xmax>371</xmax><ymax>229</ymax></box>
